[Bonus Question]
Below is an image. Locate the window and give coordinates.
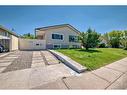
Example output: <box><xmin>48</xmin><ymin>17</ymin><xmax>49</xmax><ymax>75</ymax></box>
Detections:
<box><xmin>52</xmin><ymin>34</ymin><xmax>63</xmax><ymax>40</ymax></box>
<box><xmin>53</xmin><ymin>44</ymin><xmax>61</xmax><ymax>49</ymax></box>
<box><xmin>36</xmin><ymin>44</ymin><xmax>39</xmax><ymax>46</ymax></box>
<box><xmin>0</xmin><ymin>31</ymin><xmax>9</xmax><ymax>37</ymax></box>
<box><xmin>69</xmin><ymin>35</ymin><xmax>79</xmax><ymax>42</ymax></box>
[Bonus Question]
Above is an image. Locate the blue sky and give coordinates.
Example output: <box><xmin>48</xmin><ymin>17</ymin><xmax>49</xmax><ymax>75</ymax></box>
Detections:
<box><xmin>0</xmin><ymin>6</ymin><xmax>127</xmax><ymax>35</ymax></box>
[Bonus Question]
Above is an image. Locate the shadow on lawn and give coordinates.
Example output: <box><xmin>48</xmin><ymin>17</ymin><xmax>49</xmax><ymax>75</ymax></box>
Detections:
<box><xmin>76</xmin><ymin>49</ymin><xmax>102</xmax><ymax>53</ymax></box>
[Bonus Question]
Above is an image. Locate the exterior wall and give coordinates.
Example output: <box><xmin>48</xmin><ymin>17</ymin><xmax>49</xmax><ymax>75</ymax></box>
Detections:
<box><xmin>36</xmin><ymin>27</ymin><xmax>81</xmax><ymax>49</ymax></box>
<box><xmin>19</xmin><ymin>38</ymin><xmax>46</xmax><ymax>50</ymax></box>
<box><xmin>10</xmin><ymin>35</ymin><xmax>19</xmax><ymax>51</ymax></box>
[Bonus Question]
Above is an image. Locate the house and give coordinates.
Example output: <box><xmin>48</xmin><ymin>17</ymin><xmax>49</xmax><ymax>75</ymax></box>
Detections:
<box><xmin>0</xmin><ymin>24</ymin><xmax>81</xmax><ymax>51</ymax></box>
<box><xmin>0</xmin><ymin>25</ymin><xmax>19</xmax><ymax>51</ymax></box>
<box><xmin>35</xmin><ymin>24</ymin><xmax>81</xmax><ymax>49</ymax></box>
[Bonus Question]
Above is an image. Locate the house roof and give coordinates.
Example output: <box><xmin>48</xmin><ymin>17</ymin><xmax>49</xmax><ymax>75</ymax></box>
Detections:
<box><xmin>35</xmin><ymin>24</ymin><xmax>81</xmax><ymax>34</ymax></box>
<box><xmin>0</xmin><ymin>25</ymin><xmax>19</xmax><ymax>37</ymax></box>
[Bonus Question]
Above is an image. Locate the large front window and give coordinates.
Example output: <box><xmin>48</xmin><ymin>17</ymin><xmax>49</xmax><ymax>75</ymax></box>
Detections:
<box><xmin>52</xmin><ymin>34</ymin><xmax>63</xmax><ymax>40</ymax></box>
<box><xmin>69</xmin><ymin>35</ymin><xmax>79</xmax><ymax>42</ymax></box>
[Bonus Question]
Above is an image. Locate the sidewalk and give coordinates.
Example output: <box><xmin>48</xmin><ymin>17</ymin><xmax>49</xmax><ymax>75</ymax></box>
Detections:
<box><xmin>35</xmin><ymin>57</ymin><xmax>127</xmax><ymax>89</ymax></box>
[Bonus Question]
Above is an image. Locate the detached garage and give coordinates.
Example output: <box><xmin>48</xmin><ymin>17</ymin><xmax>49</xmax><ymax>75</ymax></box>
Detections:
<box><xmin>19</xmin><ymin>38</ymin><xmax>46</xmax><ymax>50</ymax></box>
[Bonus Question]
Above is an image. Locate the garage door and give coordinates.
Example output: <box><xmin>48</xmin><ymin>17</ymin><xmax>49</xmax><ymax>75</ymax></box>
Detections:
<box><xmin>19</xmin><ymin>38</ymin><xmax>46</xmax><ymax>50</ymax></box>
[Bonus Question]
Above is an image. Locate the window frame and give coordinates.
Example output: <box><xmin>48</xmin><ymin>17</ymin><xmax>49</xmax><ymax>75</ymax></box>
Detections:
<box><xmin>52</xmin><ymin>33</ymin><xmax>64</xmax><ymax>40</ymax></box>
<box><xmin>69</xmin><ymin>35</ymin><xmax>79</xmax><ymax>42</ymax></box>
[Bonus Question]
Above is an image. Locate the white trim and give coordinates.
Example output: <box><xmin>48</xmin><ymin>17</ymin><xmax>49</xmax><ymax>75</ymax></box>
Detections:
<box><xmin>52</xmin><ymin>33</ymin><xmax>64</xmax><ymax>41</ymax></box>
<box><xmin>0</xmin><ymin>35</ymin><xmax>10</xmax><ymax>39</ymax></box>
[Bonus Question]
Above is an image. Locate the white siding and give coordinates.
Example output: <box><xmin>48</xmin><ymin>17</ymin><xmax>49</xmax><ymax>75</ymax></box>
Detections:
<box><xmin>37</xmin><ymin>27</ymin><xmax>81</xmax><ymax>48</ymax></box>
<box><xmin>10</xmin><ymin>35</ymin><xmax>19</xmax><ymax>51</ymax></box>
<box><xmin>19</xmin><ymin>38</ymin><xmax>46</xmax><ymax>50</ymax></box>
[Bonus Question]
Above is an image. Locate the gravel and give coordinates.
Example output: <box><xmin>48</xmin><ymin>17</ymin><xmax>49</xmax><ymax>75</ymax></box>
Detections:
<box><xmin>2</xmin><ymin>51</ymin><xmax>33</xmax><ymax>73</ymax></box>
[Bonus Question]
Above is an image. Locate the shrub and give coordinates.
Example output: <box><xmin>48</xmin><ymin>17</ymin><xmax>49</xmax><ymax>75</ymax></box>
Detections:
<box><xmin>98</xmin><ymin>43</ymin><xmax>106</xmax><ymax>48</ymax></box>
<box><xmin>124</xmin><ymin>47</ymin><xmax>127</xmax><ymax>50</ymax></box>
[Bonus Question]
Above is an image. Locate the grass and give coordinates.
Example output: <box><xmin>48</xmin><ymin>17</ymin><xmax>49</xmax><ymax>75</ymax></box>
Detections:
<box><xmin>56</xmin><ymin>48</ymin><xmax>127</xmax><ymax>70</ymax></box>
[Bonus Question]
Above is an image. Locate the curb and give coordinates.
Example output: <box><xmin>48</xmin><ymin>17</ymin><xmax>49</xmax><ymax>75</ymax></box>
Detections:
<box><xmin>49</xmin><ymin>50</ymin><xmax>87</xmax><ymax>73</ymax></box>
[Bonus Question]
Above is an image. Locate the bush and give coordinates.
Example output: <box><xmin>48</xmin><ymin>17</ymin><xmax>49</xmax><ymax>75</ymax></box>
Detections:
<box><xmin>98</xmin><ymin>43</ymin><xmax>106</xmax><ymax>48</ymax></box>
<box><xmin>124</xmin><ymin>47</ymin><xmax>127</xmax><ymax>50</ymax></box>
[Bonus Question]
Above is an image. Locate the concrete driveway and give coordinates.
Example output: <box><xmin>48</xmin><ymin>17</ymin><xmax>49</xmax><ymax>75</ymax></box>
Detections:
<box><xmin>0</xmin><ymin>50</ymin><xmax>77</xmax><ymax>89</ymax></box>
<box><xmin>0</xmin><ymin>50</ymin><xmax>127</xmax><ymax>89</ymax></box>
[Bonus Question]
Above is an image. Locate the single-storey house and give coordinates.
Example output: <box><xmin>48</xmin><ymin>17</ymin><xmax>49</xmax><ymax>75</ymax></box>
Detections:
<box><xmin>35</xmin><ymin>24</ymin><xmax>81</xmax><ymax>49</ymax></box>
<box><xmin>0</xmin><ymin>25</ymin><xmax>19</xmax><ymax>51</ymax></box>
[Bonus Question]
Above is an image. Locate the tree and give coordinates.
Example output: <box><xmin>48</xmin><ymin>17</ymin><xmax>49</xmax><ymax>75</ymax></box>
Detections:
<box><xmin>21</xmin><ymin>33</ymin><xmax>35</xmax><ymax>39</ymax></box>
<box><xmin>120</xmin><ymin>30</ymin><xmax>127</xmax><ymax>49</ymax></box>
<box><xmin>102</xmin><ymin>33</ymin><xmax>110</xmax><ymax>47</ymax></box>
<box><xmin>108</xmin><ymin>30</ymin><xmax>122</xmax><ymax>48</ymax></box>
<box><xmin>79</xmin><ymin>28</ymin><xmax>101</xmax><ymax>50</ymax></box>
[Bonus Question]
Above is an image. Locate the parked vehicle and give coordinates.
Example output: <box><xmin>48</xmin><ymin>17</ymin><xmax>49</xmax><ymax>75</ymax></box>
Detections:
<box><xmin>0</xmin><ymin>44</ymin><xmax>4</xmax><ymax>53</ymax></box>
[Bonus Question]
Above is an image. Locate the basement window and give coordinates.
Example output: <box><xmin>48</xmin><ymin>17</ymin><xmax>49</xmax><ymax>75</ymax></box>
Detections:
<box><xmin>36</xmin><ymin>44</ymin><xmax>39</xmax><ymax>46</ymax></box>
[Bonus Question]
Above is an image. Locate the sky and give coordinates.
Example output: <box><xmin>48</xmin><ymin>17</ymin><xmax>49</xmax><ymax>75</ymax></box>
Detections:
<box><xmin>0</xmin><ymin>6</ymin><xmax>127</xmax><ymax>35</ymax></box>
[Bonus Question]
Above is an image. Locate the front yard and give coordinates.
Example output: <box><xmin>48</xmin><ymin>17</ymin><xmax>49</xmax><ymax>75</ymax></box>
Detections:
<box><xmin>56</xmin><ymin>48</ymin><xmax>127</xmax><ymax>70</ymax></box>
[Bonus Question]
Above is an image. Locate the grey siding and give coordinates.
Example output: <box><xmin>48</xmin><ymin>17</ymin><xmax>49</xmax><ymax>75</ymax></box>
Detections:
<box><xmin>46</xmin><ymin>44</ymin><xmax>53</xmax><ymax>49</ymax></box>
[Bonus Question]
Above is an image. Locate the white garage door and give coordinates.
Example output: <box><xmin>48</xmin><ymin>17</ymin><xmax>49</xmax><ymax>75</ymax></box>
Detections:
<box><xmin>19</xmin><ymin>38</ymin><xmax>46</xmax><ymax>50</ymax></box>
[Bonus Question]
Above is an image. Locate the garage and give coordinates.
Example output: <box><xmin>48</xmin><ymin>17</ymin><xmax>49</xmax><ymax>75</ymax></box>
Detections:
<box><xmin>19</xmin><ymin>38</ymin><xmax>46</xmax><ymax>50</ymax></box>
<box><xmin>0</xmin><ymin>35</ymin><xmax>10</xmax><ymax>52</ymax></box>
<box><xmin>0</xmin><ymin>25</ymin><xmax>19</xmax><ymax>52</ymax></box>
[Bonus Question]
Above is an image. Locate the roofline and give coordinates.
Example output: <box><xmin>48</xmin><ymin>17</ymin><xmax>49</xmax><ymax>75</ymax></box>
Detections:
<box><xmin>35</xmin><ymin>24</ymin><xmax>81</xmax><ymax>34</ymax></box>
<box><xmin>0</xmin><ymin>25</ymin><xmax>19</xmax><ymax>37</ymax></box>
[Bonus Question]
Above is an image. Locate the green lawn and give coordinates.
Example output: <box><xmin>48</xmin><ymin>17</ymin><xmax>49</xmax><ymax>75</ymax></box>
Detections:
<box><xmin>56</xmin><ymin>48</ymin><xmax>127</xmax><ymax>70</ymax></box>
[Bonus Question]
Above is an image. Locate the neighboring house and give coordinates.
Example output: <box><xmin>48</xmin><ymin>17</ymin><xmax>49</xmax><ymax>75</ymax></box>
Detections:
<box><xmin>0</xmin><ymin>25</ymin><xmax>19</xmax><ymax>51</ymax></box>
<box><xmin>35</xmin><ymin>24</ymin><xmax>81</xmax><ymax>49</ymax></box>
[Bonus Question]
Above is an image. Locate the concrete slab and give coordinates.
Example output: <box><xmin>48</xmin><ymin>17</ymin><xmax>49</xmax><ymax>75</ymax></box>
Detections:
<box><xmin>32</xmin><ymin>56</ymin><xmax>42</xmax><ymax>60</ymax></box>
<box><xmin>47</xmin><ymin>60</ymin><xmax>60</xmax><ymax>65</ymax></box>
<box><xmin>32</xmin><ymin>79</ymin><xmax>68</xmax><ymax>89</ymax></box>
<box><xmin>29</xmin><ymin>64</ymin><xmax>71</xmax><ymax>88</ymax></box>
<box><xmin>119</xmin><ymin>57</ymin><xmax>127</xmax><ymax>62</ymax></box>
<box><xmin>0</xmin><ymin>69</ymin><xmax>31</xmax><ymax>89</ymax></box>
<box><xmin>107</xmin><ymin>73</ymin><xmax>127</xmax><ymax>89</ymax></box>
<box><xmin>0</xmin><ymin>52</ymin><xmax>10</xmax><ymax>58</ymax></box>
<box><xmin>41</xmin><ymin>51</ymin><xmax>60</xmax><ymax>65</ymax></box>
<box><xmin>115</xmin><ymin>60</ymin><xmax>127</xmax><ymax>66</ymax></box>
<box><xmin>0</xmin><ymin>62</ymin><xmax>12</xmax><ymax>67</ymax></box>
<box><xmin>7</xmin><ymin>55</ymin><xmax>19</xmax><ymax>57</ymax></box>
<box><xmin>63</xmin><ymin>72</ymin><xmax>109</xmax><ymax>89</ymax></box>
<box><xmin>105</xmin><ymin>62</ymin><xmax>127</xmax><ymax>73</ymax></box>
<box><xmin>5</xmin><ymin>56</ymin><xmax>18</xmax><ymax>58</ymax></box>
<box><xmin>0</xmin><ymin>67</ymin><xmax>6</xmax><ymax>73</ymax></box>
<box><xmin>31</xmin><ymin>63</ymin><xmax>45</xmax><ymax>68</ymax></box>
<box><xmin>92</xmin><ymin>67</ymin><xmax>123</xmax><ymax>83</ymax></box>
<box><xmin>32</xmin><ymin>60</ymin><xmax>44</xmax><ymax>64</ymax></box>
<box><xmin>0</xmin><ymin>59</ymin><xmax>14</xmax><ymax>62</ymax></box>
